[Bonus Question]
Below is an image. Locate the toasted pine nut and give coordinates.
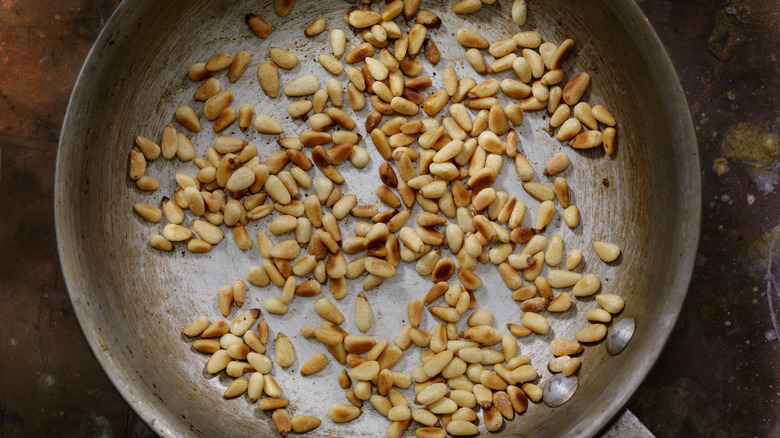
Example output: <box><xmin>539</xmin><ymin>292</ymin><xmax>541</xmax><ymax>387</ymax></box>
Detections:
<box><xmin>447</xmin><ymin>419</ymin><xmax>478</xmax><ymax>436</ymax></box>
<box><xmin>265</xmin><ymin>297</ymin><xmax>289</xmax><ymax>315</ymax></box>
<box><xmin>593</xmin><ymin>241</ymin><xmax>621</xmax><ymax>262</ymax></box>
<box><xmin>422</xmin><ymin>89</ymin><xmax>449</xmax><ymax>116</ymax></box>
<box><xmin>570</xmin><ymin>273</ymin><xmax>600</xmax><ymax>298</ymax></box>
<box><xmin>559</xmin><ymin>204</ymin><xmax>579</xmax><ymax>228</ymax></box>
<box><xmin>254</xmin><ymin>114</ymin><xmax>283</xmax><ymax>134</ymax></box>
<box><xmin>284</xmin><ymin>75</ymin><xmax>320</xmax><ymax>97</ymax></box>
<box><xmin>546</xmin><ymin>268</ymin><xmax>582</xmax><ymax>288</ymax></box>
<box><xmin>388</xmin><ymin>96</ymin><xmax>417</xmax><ymax>115</ymax></box>
<box><xmin>349</xmin><ymin>9</ymin><xmax>382</xmax><ymax>28</ymax></box>
<box><xmin>175</xmin><ymin>105</ymin><xmax>200</xmax><ymax>132</ymax></box>
<box><xmin>591</xmin><ymin>104</ymin><xmax>616</xmax><ymax>126</ymax></box>
<box><xmin>329</xmin><ymin>403</ymin><xmax>362</xmax><ymax>423</ymax></box>
<box><xmin>263</xmin><ymin>374</ymin><xmax>282</xmax><ymax>397</ymax></box>
<box><xmin>456</xmin><ymin>27</ymin><xmax>489</xmax><ymax>48</ymax></box>
<box><xmin>315</xmin><ymin>298</ymin><xmax>345</xmax><ymax>325</ymax></box>
<box><xmin>346</xmin><ymin>42</ymin><xmax>375</xmax><ymax>64</ymax></box>
<box><xmin>319</xmin><ymin>54</ymin><xmax>344</xmax><ymax>75</ymax></box>
<box><xmin>327</xmin><ymin>28</ymin><xmax>347</xmax><ymax>59</ymax></box>
<box><xmin>304</xmin><ymin>16</ymin><xmax>327</xmax><ymax>36</ymax></box>
<box><xmin>546</xmin><ymin>292</ymin><xmax>571</xmax><ymax>312</ymax></box>
<box><xmin>300</xmin><ymin>352</ymin><xmax>328</xmax><ymax>376</ymax></box>
<box><xmin>522</xmin><ymin>182</ymin><xmax>554</xmax><ymax>202</ymax></box>
<box><xmin>562</xmin><ymin>72</ymin><xmax>590</xmax><ymax>105</ymax></box>
<box><xmin>204</xmin><ymin>91</ymin><xmax>233</xmax><ymax>121</ymax></box>
<box><xmin>549</xmin><ymin>338</ymin><xmax>583</xmax><ymax>357</ymax></box>
<box><xmin>574</xmin><ymin>323</ymin><xmax>607</xmax><ymax>343</ymax></box>
<box><xmin>291</xmin><ymin>415</ymin><xmax>321</xmax><ymax>433</ymax></box>
<box><xmin>465</xmin><ymin>49</ymin><xmax>486</xmax><ymax>75</ymax></box>
<box><xmin>511</xmin><ymin>0</ymin><xmax>527</xmax><ymax>24</ymax></box>
<box><xmin>274</xmin><ymin>333</ymin><xmax>295</xmax><ymax>368</ymax></box>
<box><xmin>596</xmin><ymin>293</ymin><xmax>625</xmax><ymax>314</ymax></box>
<box><xmin>520</xmin><ymin>312</ymin><xmax>549</xmax><ymax>335</ymax></box>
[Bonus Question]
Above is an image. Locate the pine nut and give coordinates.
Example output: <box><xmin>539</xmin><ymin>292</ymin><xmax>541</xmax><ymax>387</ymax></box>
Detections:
<box><xmin>448</xmin><ymin>375</ymin><xmax>475</xmax><ymax>393</ymax></box>
<box><xmin>575</xmin><ymin>324</ymin><xmax>607</xmax><ymax>343</ymax></box>
<box><xmin>535</xmin><ymin>200</ymin><xmax>555</xmax><ymax>232</ymax></box>
<box><xmin>223</xmin><ymin>376</ymin><xmax>248</xmax><ymax>399</ymax></box>
<box><xmin>291</xmin><ymin>415</ymin><xmax>321</xmax><ymax>433</ymax></box>
<box><xmin>551</xmin><ymin>178</ymin><xmax>570</xmax><ymax>208</ymax></box>
<box><xmin>269</xmin><ymin>47</ymin><xmax>298</xmax><ymax>69</ymax></box>
<box><xmin>175</xmin><ymin>105</ymin><xmax>200</xmax><ymax>132</ymax></box>
<box><xmin>162</xmin><ymin>224</ymin><xmax>192</xmax><ymax>242</ymax></box>
<box><xmin>319</xmin><ymin>54</ymin><xmax>344</xmax><ymax>75</ymax></box>
<box><xmin>346</xmin><ymin>42</ymin><xmax>375</xmax><ymax>64</ymax></box>
<box><xmin>300</xmin><ymin>352</ymin><xmax>328</xmax><ymax>376</ymax></box>
<box><xmin>465</xmin><ymin>48</ymin><xmax>486</xmax><ymax>75</ymax></box>
<box><xmin>304</xmin><ymin>16</ymin><xmax>327</xmax><ymax>36</ymax></box>
<box><xmin>204</xmin><ymin>91</ymin><xmax>233</xmax><ymax>121</ymax></box>
<box><xmin>273</xmin><ymin>333</ymin><xmax>295</xmax><ymax>368</ymax></box>
<box><xmin>387</xmin><ymin>405</ymin><xmax>411</xmax><ymax>422</ymax></box>
<box><xmin>315</xmin><ymin>298</ymin><xmax>344</xmax><ymax>325</ymax></box>
<box><xmin>133</xmin><ymin>203</ymin><xmax>161</xmax><ymax>223</ymax></box>
<box><xmin>327</xmin><ymin>28</ymin><xmax>347</xmax><ymax>59</ymax></box>
<box><xmin>512</xmin><ymin>0</ymin><xmax>527</xmax><ymax>25</ymax></box>
<box><xmin>259</xmin><ymin>397</ymin><xmax>290</xmax><ymax>410</ymax></box>
<box><xmin>229</xmin><ymin>308</ymin><xmax>259</xmax><ymax>336</ymax></box>
<box><xmin>201</xmin><ymin>320</ymin><xmax>229</xmax><ymax>339</ymax></box>
<box><xmin>265</xmin><ymin>297</ymin><xmax>289</xmax><ymax>315</ymax></box>
<box><xmin>348</xmin><ymin>360</ymin><xmax>380</xmax><ymax>381</ymax></box>
<box><xmin>593</xmin><ymin>241</ymin><xmax>621</xmax><ymax>262</ymax></box>
<box><xmin>329</xmin><ymin>403</ymin><xmax>362</xmax><ymax>423</ymax></box>
<box><xmin>596</xmin><ymin>294</ymin><xmax>625</xmax><ymax>314</ymax></box>
<box><xmin>544</xmin><ymin>152</ymin><xmax>570</xmax><ymax>177</ymax></box>
<box><xmin>562</xmin><ymin>72</ymin><xmax>590</xmax><ymax>105</ymax></box>
<box><xmin>574</xmin><ymin>101</ymin><xmax>599</xmax><ymax>130</ymax></box>
<box><xmin>284</xmin><ymin>75</ymin><xmax>320</xmax><ymax>97</ymax></box>
<box><xmin>547</xmin><ymin>269</ymin><xmax>582</xmax><ymax>288</ymax></box>
<box><xmin>547</xmin><ymin>292</ymin><xmax>572</xmax><ymax>312</ymax></box>
<box><xmin>263</xmin><ymin>374</ymin><xmax>282</xmax><ymax>397</ymax></box>
<box><xmin>254</xmin><ymin>114</ymin><xmax>283</xmax><ymax>134</ymax></box>
<box><xmin>348</xmin><ymin>9</ymin><xmax>381</xmax><ymax>28</ymax></box>
<box><xmin>509</xmin><ymin>364</ymin><xmax>537</xmax><ymax>383</ymax></box>
<box><xmin>246</xmin><ymin>13</ymin><xmax>272</xmax><ymax>38</ymax></box>
<box><xmin>587</xmin><ymin>308</ymin><xmax>612</xmax><ymax>323</ymax></box>
<box><xmin>549</xmin><ymin>338</ymin><xmax>583</xmax><ymax>357</ymax></box>
<box><xmin>456</xmin><ymin>27</ymin><xmax>489</xmax><ymax>48</ymax></box>
<box><xmin>273</xmin><ymin>0</ymin><xmax>295</xmax><ymax>16</ymax></box>
<box><xmin>244</xmin><ymin>372</ymin><xmax>265</xmax><ymax>402</ymax></box>
<box><xmin>521</xmin><ymin>312</ymin><xmax>549</xmax><ymax>335</ymax></box>
<box><xmin>591</xmin><ymin>104</ymin><xmax>616</xmax><ymax>126</ymax></box>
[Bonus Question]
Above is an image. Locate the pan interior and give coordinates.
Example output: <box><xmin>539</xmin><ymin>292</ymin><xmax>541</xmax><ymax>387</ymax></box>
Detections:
<box><xmin>56</xmin><ymin>0</ymin><xmax>699</xmax><ymax>436</ymax></box>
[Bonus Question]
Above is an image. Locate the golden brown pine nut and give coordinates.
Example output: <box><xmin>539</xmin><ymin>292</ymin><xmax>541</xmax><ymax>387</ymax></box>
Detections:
<box><xmin>456</xmin><ymin>27</ymin><xmax>489</xmax><ymax>48</ymax></box>
<box><xmin>257</xmin><ymin>61</ymin><xmax>279</xmax><ymax>98</ymax></box>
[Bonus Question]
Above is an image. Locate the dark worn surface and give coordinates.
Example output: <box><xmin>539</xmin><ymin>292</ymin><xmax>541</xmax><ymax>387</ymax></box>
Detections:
<box><xmin>628</xmin><ymin>1</ymin><xmax>780</xmax><ymax>437</ymax></box>
<box><xmin>0</xmin><ymin>0</ymin><xmax>777</xmax><ymax>437</ymax></box>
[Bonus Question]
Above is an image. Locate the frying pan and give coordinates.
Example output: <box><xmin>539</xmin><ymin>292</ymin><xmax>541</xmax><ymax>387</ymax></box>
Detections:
<box><xmin>55</xmin><ymin>0</ymin><xmax>699</xmax><ymax>436</ymax></box>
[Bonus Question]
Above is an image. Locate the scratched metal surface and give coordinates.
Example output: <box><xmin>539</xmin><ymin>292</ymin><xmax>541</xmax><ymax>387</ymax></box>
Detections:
<box><xmin>53</xmin><ymin>0</ymin><xmax>698</xmax><ymax>436</ymax></box>
<box><xmin>10</xmin><ymin>0</ymin><xmax>779</xmax><ymax>437</ymax></box>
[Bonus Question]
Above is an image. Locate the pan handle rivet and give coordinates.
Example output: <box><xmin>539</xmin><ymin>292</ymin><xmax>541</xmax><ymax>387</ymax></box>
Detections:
<box><xmin>606</xmin><ymin>317</ymin><xmax>636</xmax><ymax>356</ymax></box>
<box><xmin>542</xmin><ymin>374</ymin><xmax>579</xmax><ymax>407</ymax></box>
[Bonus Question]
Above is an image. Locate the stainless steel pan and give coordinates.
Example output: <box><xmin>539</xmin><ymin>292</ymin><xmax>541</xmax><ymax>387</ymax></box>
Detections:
<box><xmin>55</xmin><ymin>0</ymin><xmax>699</xmax><ymax>436</ymax></box>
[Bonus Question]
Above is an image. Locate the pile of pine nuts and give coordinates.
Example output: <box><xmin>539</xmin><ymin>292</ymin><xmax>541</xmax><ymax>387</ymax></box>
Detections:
<box><xmin>129</xmin><ymin>0</ymin><xmax>630</xmax><ymax>435</ymax></box>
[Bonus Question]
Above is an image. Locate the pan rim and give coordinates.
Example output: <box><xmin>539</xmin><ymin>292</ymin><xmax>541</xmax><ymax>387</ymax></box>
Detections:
<box><xmin>54</xmin><ymin>0</ymin><xmax>701</xmax><ymax>436</ymax></box>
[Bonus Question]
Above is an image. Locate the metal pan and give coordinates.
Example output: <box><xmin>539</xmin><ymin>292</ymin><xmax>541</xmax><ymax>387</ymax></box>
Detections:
<box><xmin>55</xmin><ymin>0</ymin><xmax>699</xmax><ymax>436</ymax></box>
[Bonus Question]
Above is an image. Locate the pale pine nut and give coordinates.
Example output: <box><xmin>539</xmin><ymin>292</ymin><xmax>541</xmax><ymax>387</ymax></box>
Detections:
<box><xmin>596</xmin><ymin>294</ymin><xmax>625</xmax><ymax>313</ymax></box>
<box><xmin>593</xmin><ymin>241</ymin><xmax>621</xmax><ymax>262</ymax></box>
